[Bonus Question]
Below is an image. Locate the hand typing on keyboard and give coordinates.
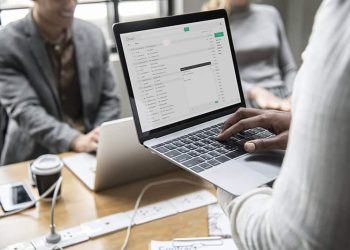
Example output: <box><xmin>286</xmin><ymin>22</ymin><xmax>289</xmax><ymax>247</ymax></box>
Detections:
<box><xmin>217</xmin><ymin>108</ymin><xmax>291</xmax><ymax>152</ymax></box>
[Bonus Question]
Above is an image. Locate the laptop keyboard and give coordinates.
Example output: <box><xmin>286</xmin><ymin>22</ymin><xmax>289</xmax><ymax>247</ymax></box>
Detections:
<box><xmin>152</xmin><ymin>123</ymin><xmax>274</xmax><ymax>173</ymax></box>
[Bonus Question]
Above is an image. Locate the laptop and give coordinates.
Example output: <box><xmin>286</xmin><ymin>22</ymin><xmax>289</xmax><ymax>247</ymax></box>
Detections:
<box><xmin>113</xmin><ymin>10</ymin><xmax>284</xmax><ymax>195</ymax></box>
<box><xmin>63</xmin><ymin>117</ymin><xmax>176</xmax><ymax>191</ymax></box>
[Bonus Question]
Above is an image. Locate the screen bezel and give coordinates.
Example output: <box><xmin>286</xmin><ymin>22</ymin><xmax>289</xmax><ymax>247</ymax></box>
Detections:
<box><xmin>113</xmin><ymin>9</ymin><xmax>245</xmax><ymax>144</ymax></box>
<box><xmin>0</xmin><ymin>182</ymin><xmax>35</xmax><ymax>212</ymax></box>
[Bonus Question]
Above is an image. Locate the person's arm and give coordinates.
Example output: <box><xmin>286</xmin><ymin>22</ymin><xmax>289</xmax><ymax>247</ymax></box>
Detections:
<box><xmin>241</xmin><ymin>79</ymin><xmax>256</xmax><ymax>96</ymax></box>
<box><xmin>274</xmin><ymin>9</ymin><xmax>297</xmax><ymax>96</ymax></box>
<box><xmin>92</xmin><ymin>39</ymin><xmax>121</xmax><ymax>128</ymax></box>
<box><xmin>0</xmin><ymin>61</ymin><xmax>80</xmax><ymax>153</ymax></box>
<box><xmin>217</xmin><ymin>2</ymin><xmax>350</xmax><ymax>249</ymax></box>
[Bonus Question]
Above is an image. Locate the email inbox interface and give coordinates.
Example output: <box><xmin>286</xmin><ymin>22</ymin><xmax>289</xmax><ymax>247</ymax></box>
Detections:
<box><xmin>121</xmin><ymin>18</ymin><xmax>241</xmax><ymax>133</ymax></box>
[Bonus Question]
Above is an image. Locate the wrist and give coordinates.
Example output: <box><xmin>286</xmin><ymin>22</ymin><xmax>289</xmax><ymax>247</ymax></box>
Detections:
<box><xmin>249</xmin><ymin>86</ymin><xmax>263</xmax><ymax>99</ymax></box>
<box><xmin>70</xmin><ymin>133</ymin><xmax>83</xmax><ymax>152</ymax></box>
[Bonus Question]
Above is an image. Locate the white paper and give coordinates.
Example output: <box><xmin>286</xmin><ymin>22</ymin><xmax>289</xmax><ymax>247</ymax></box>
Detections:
<box><xmin>149</xmin><ymin>238</ymin><xmax>237</xmax><ymax>250</ymax></box>
<box><xmin>208</xmin><ymin>204</ymin><xmax>232</xmax><ymax>237</ymax></box>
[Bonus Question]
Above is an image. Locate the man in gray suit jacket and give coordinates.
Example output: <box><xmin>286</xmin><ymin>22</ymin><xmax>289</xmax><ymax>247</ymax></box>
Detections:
<box><xmin>0</xmin><ymin>0</ymin><xmax>120</xmax><ymax>165</ymax></box>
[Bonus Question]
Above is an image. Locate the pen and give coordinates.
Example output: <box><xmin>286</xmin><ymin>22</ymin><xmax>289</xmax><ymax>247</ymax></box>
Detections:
<box><xmin>173</xmin><ymin>236</ymin><xmax>222</xmax><ymax>242</ymax></box>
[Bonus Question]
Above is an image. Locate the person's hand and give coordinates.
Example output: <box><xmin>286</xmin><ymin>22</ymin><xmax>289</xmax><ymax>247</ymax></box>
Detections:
<box><xmin>249</xmin><ymin>86</ymin><xmax>291</xmax><ymax>111</ymax></box>
<box><xmin>217</xmin><ymin>108</ymin><xmax>291</xmax><ymax>152</ymax></box>
<box><xmin>279</xmin><ymin>97</ymin><xmax>291</xmax><ymax>112</ymax></box>
<box><xmin>70</xmin><ymin>127</ymin><xmax>100</xmax><ymax>153</ymax></box>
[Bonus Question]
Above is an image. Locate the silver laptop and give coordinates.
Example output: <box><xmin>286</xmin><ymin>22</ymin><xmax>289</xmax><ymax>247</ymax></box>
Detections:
<box><xmin>113</xmin><ymin>10</ymin><xmax>284</xmax><ymax>195</ymax></box>
<box><xmin>63</xmin><ymin>117</ymin><xmax>175</xmax><ymax>191</ymax></box>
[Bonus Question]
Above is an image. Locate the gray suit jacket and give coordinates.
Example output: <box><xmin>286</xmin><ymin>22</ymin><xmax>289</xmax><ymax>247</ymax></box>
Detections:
<box><xmin>0</xmin><ymin>13</ymin><xmax>120</xmax><ymax>165</ymax></box>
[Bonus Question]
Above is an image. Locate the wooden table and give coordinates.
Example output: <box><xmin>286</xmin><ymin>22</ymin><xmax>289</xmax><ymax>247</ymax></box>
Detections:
<box><xmin>0</xmin><ymin>153</ymin><xmax>216</xmax><ymax>249</ymax></box>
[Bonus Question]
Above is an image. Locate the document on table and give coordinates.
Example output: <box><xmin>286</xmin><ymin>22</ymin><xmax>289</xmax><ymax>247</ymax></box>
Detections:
<box><xmin>149</xmin><ymin>237</ymin><xmax>237</xmax><ymax>250</ymax></box>
<box><xmin>208</xmin><ymin>204</ymin><xmax>232</xmax><ymax>237</ymax></box>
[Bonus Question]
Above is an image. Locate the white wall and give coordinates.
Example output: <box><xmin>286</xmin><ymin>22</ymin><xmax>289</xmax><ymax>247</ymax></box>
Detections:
<box><xmin>174</xmin><ymin>0</ymin><xmax>322</xmax><ymax>66</ymax></box>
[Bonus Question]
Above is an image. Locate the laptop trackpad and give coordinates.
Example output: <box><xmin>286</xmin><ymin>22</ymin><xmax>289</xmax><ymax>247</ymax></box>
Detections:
<box><xmin>237</xmin><ymin>150</ymin><xmax>284</xmax><ymax>178</ymax></box>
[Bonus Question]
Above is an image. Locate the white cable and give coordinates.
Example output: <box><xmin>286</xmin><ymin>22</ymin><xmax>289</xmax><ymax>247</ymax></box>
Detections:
<box><xmin>119</xmin><ymin>178</ymin><xmax>205</xmax><ymax>250</ymax></box>
<box><xmin>0</xmin><ymin>177</ymin><xmax>63</xmax><ymax>218</ymax></box>
<box><xmin>50</xmin><ymin>177</ymin><xmax>63</xmax><ymax>228</ymax></box>
<box><xmin>46</xmin><ymin>176</ymin><xmax>63</xmax><ymax>244</ymax></box>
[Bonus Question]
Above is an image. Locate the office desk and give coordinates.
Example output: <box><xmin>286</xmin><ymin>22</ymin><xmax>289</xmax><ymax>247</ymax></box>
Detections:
<box><xmin>0</xmin><ymin>153</ymin><xmax>216</xmax><ymax>249</ymax></box>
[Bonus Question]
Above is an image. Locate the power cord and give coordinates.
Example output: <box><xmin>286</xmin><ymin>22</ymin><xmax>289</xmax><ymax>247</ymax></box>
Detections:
<box><xmin>119</xmin><ymin>178</ymin><xmax>205</xmax><ymax>250</ymax></box>
<box><xmin>2</xmin><ymin>177</ymin><xmax>205</xmax><ymax>250</ymax></box>
<box><xmin>46</xmin><ymin>177</ymin><xmax>63</xmax><ymax>244</ymax></box>
<box><xmin>0</xmin><ymin>177</ymin><xmax>63</xmax><ymax>218</ymax></box>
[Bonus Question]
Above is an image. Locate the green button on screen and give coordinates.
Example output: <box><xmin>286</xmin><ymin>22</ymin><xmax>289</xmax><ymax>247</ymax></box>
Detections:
<box><xmin>214</xmin><ymin>32</ymin><xmax>224</xmax><ymax>38</ymax></box>
<box><xmin>184</xmin><ymin>27</ymin><xmax>190</xmax><ymax>32</ymax></box>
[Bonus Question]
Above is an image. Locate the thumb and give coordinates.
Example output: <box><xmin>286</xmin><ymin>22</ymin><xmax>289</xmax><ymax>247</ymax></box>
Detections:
<box><xmin>244</xmin><ymin>132</ymin><xmax>288</xmax><ymax>152</ymax></box>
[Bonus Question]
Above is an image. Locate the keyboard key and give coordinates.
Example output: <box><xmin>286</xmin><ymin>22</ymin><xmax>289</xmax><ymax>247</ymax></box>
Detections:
<box><xmin>255</xmin><ymin>127</ymin><xmax>265</xmax><ymax>132</ymax></box>
<box><xmin>153</xmin><ymin>143</ymin><xmax>165</xmax><ymax>148</ymax></box>
<box><xmin>250</xmin><ymin>134</ymin><xmax>263</xmax><ymax>140</ymax></box>
<box><xmin>181</xmin><ymin>138</ymin><xmax>192</xmax><ymax>144</ymax></box>
<box><xmin>211</xmin><ymin>141</ymin><xmax>225</xmax><ymax>148</ymax></box>
<box><xmin>173</xmin><ymin>154</ymin><xmax>192</xmax><ymax>163</ymax></box>
<box><xmin>196</xmin><ymin>133</ymin><xmax>207</xmax><ymax>139</ymax></box>
<box><xmin>208</xmin><ymin>159</ymin><xmax>220</xmax><ymax>166</ymax></box>
<box><xmin>155</xmin><ymin>146</ymin><xmax>169</xmax><ymax>153</ymax></box>
<box><xmin>217</xmin><ymin>148</ymin><xmax>230</xmax><ymax>154</ymax></box>
<box><xmin>186</xmin><ymin>144</ymin><xmax>197</xmax><ymax>150</ymax></box>
<box><xmin>177</xmin><ymin>147</ymin><xmax>188</xmax><ymax>153</ymax></box>
<box><xmin>199</xmin><ymin>162</ymin><xmax>213</xmax><ymax>170</ymax></box>
<box><xmin>190</xmin><ymin>166</ymin><xmax>205</xmax><ymax>173</ymax></box>
<box><xmin>239</xmin><ymin>130</ymin><xmax>254</xmax><ymax>137</ymax></box>
<box><xmin>259</xmin><ymin>130</ymin><xmax>274</xmax><ymax>137</ymax></box>
<box><xmin>188</xmin><ymin>151</ymin><xmax>201</xmax><ymax>157</ymax></box>
<box><xmin>234</xmin><ymin>134</ymin><xmax>245</xmax><ymax>140</ymax></box>
<box><xmin>210</xmin><ymin>128</ymin><xmax>220</xmax><ymax>133</ymax></box>
<box><xmin>224</xmin><ymin>144</ymin><xmax>239</xmax><ymax>151</ymax></box>
<box><xmin>201</xmin><ymin>154</ymin><xmax>214</xmax><ymax>160</ymax></box>
<box><xmin>204</xmin><ymin>145</ymin><xmax>216</xmax><ymax>151</ymax></box>
<box><xmin>177</xmin><ymin>135</ymin><xmax>187</xmax><ymax>140</ymax></box>
<box><xmin>164</xmin><ymin>150</ymin><xmax>181</xmax><ymax>158</ymax></box>
<box><xmin>202</xmin><ymin>139</ymin><xmax>214</xmax><ymax>144</ymax></box>
<box><xmin>189</xmin><ymin>136</ymin><xmax>200</xmax><ymax>141</ymax></box>
<box><xmin>206</xmin><ymin>131</ymin><xmax>216</xmax><ymax>136</ymax></box>
<box><xmin>164</xmin><ymin>144</ymin><xmax>176</xmax><ymax>150</ymax></box>
<box><xmin>226</xmin><ymin>150</ymin><xmax>246</xmax><ymax>159</ymax></box>
<box><xmin>196</xmin><ymin>148</ymin><xmax>208</xmax><ymax>154</ymax></box>
<box><xmin>173</xmin><ymin>141</ymin><xmax>185</xmax><ymax>147</ymax></box>
<box><xmin>246</xmin><ymin>129</ymin><xmax>259</xmax><ymax>135</ymax></box>
<box><xmin>193</xmin><ymin>141</ymin><xmax>206</xmax><ymax>147</ymax></box>
<box><xmin>183</xmin><ymin>157</ymin><xmax>205</xmax><ymax>168</ymax></box>
<box><xmin>187</xmin><ymin>132</ymin><xmax>197</xmax><ymax>137</ymax></box>
<box><xmin>215</xmin><ymin>155</ymin><xmax>231</xmax><ymax>163</ymax></box>
<box><xmin>209</xmin><ymin>151</ymin><xmax>221</xmax><ymax>157</ymax></box>
<box><xmin>230</xmin><ymin>137</ymin><xmax>240</xmax><ymax>142</ymax></box>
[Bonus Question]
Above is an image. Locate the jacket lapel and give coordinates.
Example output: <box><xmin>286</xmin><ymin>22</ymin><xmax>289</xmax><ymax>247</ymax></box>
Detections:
<box><xmin>24</xmin><ymin>13</ymin><xmax>62</xmax><ymax>116</ymax></box>
<box><xmin>72</xmin><ymin>23</ymin><xmax>92</xmax><ymax>129</ymax></box>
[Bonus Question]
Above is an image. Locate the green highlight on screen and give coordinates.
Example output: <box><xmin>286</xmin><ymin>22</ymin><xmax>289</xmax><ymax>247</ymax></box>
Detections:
<box><xmin>214</xmin><ymin>32</ymin><xmax>224</xmax><ymax>38</ymax></box>
<box><xmin>184</xmin><ymin>27</ymin><xmax>190</xmax><ymax>32</ymax></box>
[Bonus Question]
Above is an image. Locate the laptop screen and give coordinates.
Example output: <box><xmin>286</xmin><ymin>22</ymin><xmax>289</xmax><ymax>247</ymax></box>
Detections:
<box><xmin>120</xmin><ymin>18</ymin><xmax>241</xmax><ymax>133</ymax></box>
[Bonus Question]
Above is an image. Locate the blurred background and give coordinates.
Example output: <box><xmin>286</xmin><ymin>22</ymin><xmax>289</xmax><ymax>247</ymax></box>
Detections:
<box><xmin>0</xmin><ymin>0</ymin><xmax>322</xmax><ymax>117</ymax></box>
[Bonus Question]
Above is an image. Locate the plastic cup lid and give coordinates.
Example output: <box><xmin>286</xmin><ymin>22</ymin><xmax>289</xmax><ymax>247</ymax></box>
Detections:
<box><xmin>31</xmin><ymin>154</ymin><xmax>63</xmax><ymax>175</ymax></box>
